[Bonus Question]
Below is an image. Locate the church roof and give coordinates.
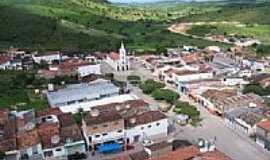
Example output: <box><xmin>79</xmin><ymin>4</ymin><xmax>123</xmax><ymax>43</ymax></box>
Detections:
<box><xmin>109</xmin><ymin>52</ymin><xmax>120</xmax><ymax>61</ymax></box>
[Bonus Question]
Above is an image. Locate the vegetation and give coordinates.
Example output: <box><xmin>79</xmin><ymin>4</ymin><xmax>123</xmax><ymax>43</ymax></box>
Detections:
<box><xmin>0</xmin><ymin>0</ymin><xmax>230</xmax><ymax>52</ymax></box>
<box><xmin>243</xmin><ymin>83</ymin><xmax>270</xmax><ymax>96</ymax></box>
<box><xmin>151</xmin><ymin>89</ymin><xmax>179</xmax><ymax>104</ymax></box>
<box><xmin>173</xmin><ymin>101</ymin><xmax>200</xmax><ymax>123</ymax></box>
<box><xmin>182</xmin><ymin>2</ymin><xmax>270</xmax><ymax>56</ymax></box>
<box><xmin>0</xmin><ymin>70</ymin><xmax>47</xmax><ymax>110</ymax></box>
<box><xmin>139</xmin><ymin>79</ymin><xmax>165</xmax><ymax>94</ymax></box>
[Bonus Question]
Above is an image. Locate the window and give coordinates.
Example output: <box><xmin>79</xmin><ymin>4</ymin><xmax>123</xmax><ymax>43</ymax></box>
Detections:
<box><xmin>118</xmin><ymin>130</ymin><xmax>122</xmax><ymax>133</ymax></box>
<box><xmin>102</xmin><ymin>133</ymin><xmax>108</xmax><ymax>136</ymax></box>
<box><xmin>103</xmin><ymin>124</ymin><xmax>108</xmax><ymax>128</ymax></box>
<box><xmin>156</xmin><ymin>122</ymin><xmax>160</xmax><ymax>126</ymax></box>
<box><xmin>92</xmin><ymin>126</ymin><xmax>98</xmax><ymax>130</ymax></box>
<box><xmin>95</xmin><ymin>135</ymin><xmax>100</xmax><ymax>138</ymax></box>
<box><xmin>148</xmin><ymin>125</ymin><xmax>151</xmax><ymax>128</ymax></box>
<box><xmin>56</xmin><ymin>148</ymin><xmax>62</xmax><ymax>152</ymax></box>
<box><xmin>114</xmin><ymin>121</ymin><xmax>119</xmax><ymax>125</ymax></box>
<box><xmin>44</xmin><ymin>151</ymin><xmax>53</xmax><ymax>157</ymax></box>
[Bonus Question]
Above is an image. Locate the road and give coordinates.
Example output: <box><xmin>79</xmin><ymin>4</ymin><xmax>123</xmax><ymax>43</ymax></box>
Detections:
<box><xmin>102</xmin><ymin>59</ymin><xmax>270</xmax><ymax>160</ymax></box>
<box><xmin>171</xmin><ymin>95</ymin><xmax>270</xmax><ymax>160</ymax></box>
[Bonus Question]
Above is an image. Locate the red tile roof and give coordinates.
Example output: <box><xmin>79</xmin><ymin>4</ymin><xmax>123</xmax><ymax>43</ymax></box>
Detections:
<box><xmin>148</xmin><ymin>145</ymin><xmax>200</xmax><ymax>160</ymax></box>
<box><xmin>36</xmin><ymin>108</ymin><xmax>63</xmax><ymax>117</ymax></box>
<box><xmin>125</xmin><ymin>111</ymin><xmax>167</xmax><ymax>128</ymax></box>
<box><xmin>109</xmin><ymin>52</ymin><xmax>120</xmax><ymax>61</ymax></box>
<box><xmin>38</xmin><ymin>123</ymin><xmax>63</xmax><ymax>149</ymax></box>
<box><xmin>199</xmin><ymin>150</ymin><xmax>233</xmax><ymax>160</ymax></box>
<box><xmin>257</xmin><ymin>119</ymin><xmax>270</xmax><ymax>132</ymax></box>
<box><xmin>17</xmin><ymin>129</ymin><xmax>40</xmax><ymax>149</ymax></box>
<box><xmin>0</xmin><ymin>55</ymin><xmax>11</xmax><ymax>64</ymax></box>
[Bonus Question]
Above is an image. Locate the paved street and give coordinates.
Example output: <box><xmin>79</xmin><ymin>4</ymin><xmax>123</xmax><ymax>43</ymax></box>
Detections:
<box><xmin>101</xmin><ymin>59</ymin><xmax>270</xmax><ymax>160</ymax></box>
<box><xmin>172</xmin><ymin>95</ymin><xmax>270</xmax><ymax>160</ymax></box>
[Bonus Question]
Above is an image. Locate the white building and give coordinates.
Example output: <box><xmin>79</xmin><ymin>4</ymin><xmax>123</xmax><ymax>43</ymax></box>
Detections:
<box><xmin>46</xmin><ymin>80</ymin><xmax>120</xmax><ymax>110</ymax></box>
<box><xmin>125</xmin><ymin>111</ymin><xmax>168</xmax><ymax>144</ymax></box>
<box><xmin>0</xmin><ymin>56</ymin><xmax>11</xmax><ymax>70</ymax></box>
<box><xmin>77</xmin><ymin>64</ymin><xmax>101</xmax><ymax>77</ymax></box>
<box><xmin>105</xmin><ymin>43</ymin><xmax>130</xmax><ymax>71</ymax></box>
<box><xmin>32</xmin><ymin>51</ymin><xmax>61</xmax><ymax>64</ymax></box>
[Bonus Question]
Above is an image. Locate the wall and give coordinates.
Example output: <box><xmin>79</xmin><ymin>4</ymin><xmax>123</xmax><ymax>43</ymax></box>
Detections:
<box><xmin>84</xmin><ymin>119</ymin><xmax>125</xmax><ymax>145</ymax></box>
<box><xmin>77</xmin><ymin>64</ymin><xmax>101</xmax><ymax>77</ymax></box>
<box><xmin>173</xmin><ymin>72</ymin><xmax>213</xmax><ymax>83</ymax></box>
<box><xmin>32</xmin><ymin>54</ymin><xmax>60</xmax><ymax>64</ymax></box>
<box><xmin>43</xmin><ymin>146</ymin><xmax>66</xmax><ymax>158</ymax></box>
<box><xmin>125</xmin><ymin>119</ymin><xmax>168</xmax><ymax>144</ymax></box>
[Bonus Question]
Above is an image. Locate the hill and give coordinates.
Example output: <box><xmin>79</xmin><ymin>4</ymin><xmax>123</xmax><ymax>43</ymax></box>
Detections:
<box><xmin>0</xmin><ymin>0</ymin><xmax>229</xmax><ymax>52</ymax></box>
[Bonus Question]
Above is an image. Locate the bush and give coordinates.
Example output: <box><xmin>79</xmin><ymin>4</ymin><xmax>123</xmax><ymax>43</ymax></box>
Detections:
<box><xmin>139</xmin><ymin>79</ymin><xmax>165</xmax><ymax>94</ymax></box>
<box><xmin>151</xmin><ymin>89</ymin><xmax>179</xmax><ymax>104</ymax></box>
<box><xmin>174</xmin><ymin>101</ymin><xmax>200</xmax><ymax>119</ymax></box>
<box><xmin>243</xmin><ymin>84</ymin><xmax>270</xmax><ymax>96</ymax></box>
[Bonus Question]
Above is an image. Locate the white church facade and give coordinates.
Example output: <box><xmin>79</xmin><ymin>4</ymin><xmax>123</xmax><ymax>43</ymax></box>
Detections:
<box><xmin>105</xmin><ymin>43</ymin><xmax>130</xmax><ymax>71</ymax></box>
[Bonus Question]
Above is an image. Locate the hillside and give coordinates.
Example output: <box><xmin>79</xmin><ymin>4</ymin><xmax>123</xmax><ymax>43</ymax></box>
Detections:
<box><xmin>0</xmin><ymin>0</ymin><xmax>269</xmax><ymax>53</ymax></box>
<box><xmin>0</xmin><ymin>0</ymin><xmax>229</xmax><ymax>52</ymax></box>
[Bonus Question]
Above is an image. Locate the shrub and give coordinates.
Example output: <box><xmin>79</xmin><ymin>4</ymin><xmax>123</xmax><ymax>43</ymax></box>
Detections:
<box><xmin>174</xmin><ymin>101</ymin><xmax>200</xmax><ymax>118</ymax></box>
<box><xmin>151</xmin><ymin>89</ymin><xmax>179</xmax><ymax>104</ymax></box>
<box><xmin>139</xmin><ymin>79</ymin><xmax>165</xmax><ymax>94</ymax></box>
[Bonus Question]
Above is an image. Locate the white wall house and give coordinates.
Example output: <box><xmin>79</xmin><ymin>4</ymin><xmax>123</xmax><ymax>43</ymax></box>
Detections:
<box><xmin>43</xmin><ymin>145</ymin><xmax>66</xmax><ymax>159</ymax></box>
<box><xmin>32</xmin><ymin>52</ymin><xmax>61</xmax><ymax>64</ymax></box>
<box><xmin>125</xmin><ymin>111</ymin><xmax>168</xmax><ymax>144</ymax></box>
<box><xmin>0</xmin><ymin>56</ymin><xmax>11</xmax><ymax>70</ymax></box>
<box><xmin>20</xmin><ymin>143</ymin><xmax>43</xmax><ymax>159</ymax></box>
<box><xmin>77</xmin><ymin>64</ymin><xmax>101</xmax><ymax>77</ymax></box>
<box><xmin>89</xmin><ymin>129</ymin><xmax>124</xmax><ymax>145</ymax></box>
<box><xmin>173</xmin><ymin>72</ymin><xmax>213</xmax><ymax>83</ymax></box>
<box><xmin>0</xmin><ymin>61</ymin><xmax>10</xmax><ymax>70</ymax></box>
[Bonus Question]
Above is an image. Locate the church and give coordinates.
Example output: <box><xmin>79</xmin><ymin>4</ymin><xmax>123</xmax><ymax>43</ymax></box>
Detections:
<box><xmin>105</xmin><ymin>43</ymin><xmax>130</xmax><ymax>71</ymax></box>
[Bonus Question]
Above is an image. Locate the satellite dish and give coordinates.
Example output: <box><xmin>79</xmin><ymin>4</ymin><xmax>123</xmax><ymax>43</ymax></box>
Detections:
<box><xmin>90</xmin><ymin>109</ymin><xmax>99</xmax><ymax>117</ymax></box>
<box><xmin>51</xmin><ymin>135</ymin><xmax>60</xmax><ymax>144</ymax></box>
<box><xmin>129</xmin><ymin>118</ymin><xmax>136</xmax><ymax>124</ymax></box>
<box><xmin>115</xmin><ymin>105</ymin><xmax>121</xmax><ymax>111</ymax></box>
<box><xmin>25</xmin><ymin>122</ymin><xmax>35</xmax><ymax>131</ymax></box>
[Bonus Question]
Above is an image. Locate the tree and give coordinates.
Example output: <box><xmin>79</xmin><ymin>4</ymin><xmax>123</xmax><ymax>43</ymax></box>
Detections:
<box><xmin>243</xmin><ymin>84</ymin><xmax>269</xmax><ymax>96</ymax></box>
<box><xmin>174</xmin><ymin>101</ymin><xmax>200</xmax><ymax>118</ymax></box>
<box><xmin>151</xmin><ymin>89</ymin><xmax>179</xmax><ymax>104</ymax></box>
<box><xmin>139</xmin><ymin>79</ymin><xmax>165</xmax><ymax>94</ymax></box>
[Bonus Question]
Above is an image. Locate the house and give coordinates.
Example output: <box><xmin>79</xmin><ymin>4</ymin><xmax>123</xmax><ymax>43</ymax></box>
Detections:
<box><xmin>177</xmin><ymin>79</ymin><xmax>224</xmax><ymax>96</ymax></box>
<box><xmin>197</xmin><ymin>89</ymin><xmax>237</xmax><ymax>114</ymax></box>
<box><xmin>0</xmin><ymin>110</ymin><xmax>19</xmax><ymax>160</ymax></box>
<box><xmin>46</xmin><ymin>80</ymin><xmax>120</xmax><ymax>111</ymax></box>
<box><xmin>0</xmin><ymin>55</ymin><xmax>12</xmax><ymax>70</ymax></box>
<box><xmin>161</xmin><ymin>65</ymin><xmax>213</xmax><ymax>85</ymax></box>
<box><xmin>225</xmin><ymin>107</ymin><xmax>265</xmax><ymax>135</ymax></box>
<box><xmin>13</xmin><ymin>110</ymin><xmax>43</xmax><ymax>160</ymax></box>
<box><xmin>105</xmin><ymin>43</ymin><xmax>130</xmax><ymax>71</ymax></box>
<box><xmin>125</xmin><ymin>111</ymin><xmax>168</xmax><ymax>144</ymax></box>
<box><xmin>82</xmin><ymin>109</ymin><xmax>125</xmax><ymax>152</ymax></box>
<box><xmin>198</xmin><ymin>89</ymin><xmax>266</xmax><ymax>115</ymax></box>
<box><xmin>58</xmin><ymin>114</ymin><xmax>86</xmax><ymax>156</ymax></box>
<box><xmin>38</xmin><ymin>123</ymin><xmax>65</xmax><ymax>159</ymax></box>
<box><xmin>147</xmin><ymin>145</ymin><xmax>200</xmax><ymax>160</ymax></box>
<box><xmin>16</xmin><ymin>129</ymin><xmax>43</xmax><ymax>160</ymax></box>
<box><xmin>256</xmin><ymin>119</ymin><xmax>270</xmax><ymax>151</ymax></box>
<box><xmin>38</xmin><ymin>58</ymin><xmax>101</xmax><ymax>79</ymax></box>
<box><xmin>32</xmin><ymin>51</ymin><xmax>61</xmax><ymax>64</ymax></box>
<box><xmin>37</xmin><ymin>109</ymin><xmax>86</xmax><ymax>159</ymax></box>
